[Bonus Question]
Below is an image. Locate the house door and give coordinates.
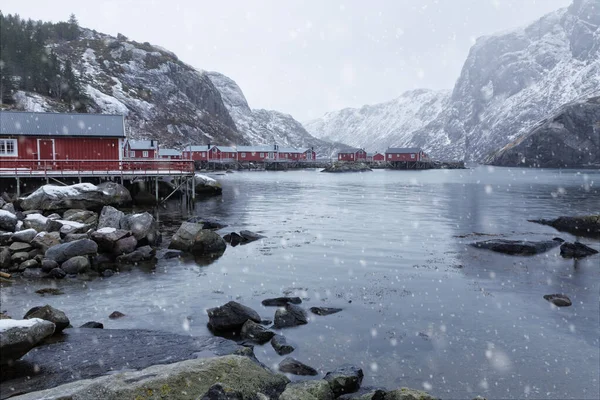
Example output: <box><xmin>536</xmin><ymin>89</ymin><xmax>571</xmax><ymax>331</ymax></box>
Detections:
<box><xmin>38</xmin><ymin>139</ymin><xmax>55</xmax><ymax>160</ymax></box>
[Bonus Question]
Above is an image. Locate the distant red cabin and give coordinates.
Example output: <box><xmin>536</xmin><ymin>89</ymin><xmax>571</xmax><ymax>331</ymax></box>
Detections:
<box><xmin>385</xmin><ymin>147</ymin><xmax>425</xmax><ymax>162</ymax></box>
<box><xmin>123</xmin><ymin>139</ymin><xmax>158</xmax><ymax>159</ymax></box>
<box><xmin>182</xmin><ymin>145</ymin><xmax>210</xmax><ymax>161</ymax></box>
<box><xmin>209</xmin><ymin>145</ymin><xmax>237</xmax><ymax>161</ymax></box>
<box><xmin>338</xmin><ymin>148</ymin><xmax>367</xmax><ymax>162</ymax></box>
<box><xmin>158</xmin><ymin>148</ymin><xmax>182</xmax><ymax>160</ymax></box>
<box><xmin>372</xmin><ymin>152</ymin><xmax>385</xmax><ymax>162</ymax></box>
<box><xmin>0</xmin><ymin>111</ymin><xmax>124</xmax><ymax>169</ymax></box>
<box><xmin>237</xmin><ymin>146</ymin><xmax>278</xmax><ymax>162</ymax></box>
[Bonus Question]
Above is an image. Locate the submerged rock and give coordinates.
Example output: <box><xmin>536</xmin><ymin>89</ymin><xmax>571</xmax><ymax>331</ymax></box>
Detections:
<box><xmin>560</xmin><ymin>242</ymin><xmax>599</xmax><ymax>258</ymax></box>
<box><xmin>120</xmin><ymin>212</ymin><xmax>160</xmax><ymax>246</ymax></box>
<box><xmin>271</xmin><ymin>334</ymin><xmax>295</xmax><ymax>355</ymax></box>
<box><xmin>23</xmin><ymin>305</ymin><xmax>70</xmax><ymax>333</ymax></box>
<box><xmin>324</xmin><ymin>365</ymin><xmax>364</xmax><ymax>397</ymax></box>
<box><xmin>322</xmin><ymin>162</ymin><xmax>372</xmax><ymax>173</ymax></box>
<box><xmin>79</xmin><ymin>321</ymin><xmax>104</xmax><ymax>329</ymax></box>
<box><xmin>278</xmin><ymin>356</ymin><xmax>318</xmax><ymax>376</ymax></box>
<box><xmin>471</xmin><ymin>238</ymin><xmax>563</xmax><ymax>255</ymax></box>
<box><xmin>115</xmin><ymin>245</ymin><xmax>154</xmax><ymax>264</ymax></box>
<box><xmin>384</xmin><ymin>388</ymin><xmax>437</xmax><ymax>400</ymax></box>
<box><xmin>0</xmin><ymin>318</ymin><xmax>55</xmax><ymax>365</ymax></box>
<box><xmin>240</xmin><ymin>320</ymin><xmax>275</xmax><ymax>344</ymax></box>
<box><xmin>529</xmin><ymin>215</ymin><xmax>600</xmax><ymax>238</ymax></box>
<box><xmin>239</xmin><ymin>230</ymin><xmax>266</xmax><ymax>242</ymax></box>
<box><xmin>262</xmin><ymin>296</ymin><xmax>302</xmax><ymax>307</ymax></box>
<box><xmin>207</xmin><ymin>301</ymin><xmax>261</xmax><ymax>332</ymax></box>
<box><xmin>310</xmin><ymin>307</ymin><xmax>343</xmax><ymax>316</ymax></box>
<box><xmin>109</xmin><ymin>311</ymin><xmax>126</xmax><ymax>319</ymax></box>
<box><xmin>543</xmin><ymin>294</ymin><xmax>572</xmax><ymax>307</ymax></box>
<box><xmin>274</xmin><ymin>303</ymin><xmax>308</xmax><ymax>328</ymax></box>
<box><xmin>280</xmin><ymin>380</ymin><xmax>334</xmax><ymax>400</ymax></box>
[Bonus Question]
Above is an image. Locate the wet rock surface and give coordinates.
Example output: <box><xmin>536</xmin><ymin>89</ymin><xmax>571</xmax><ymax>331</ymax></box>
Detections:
<box><xmin>529</xmin><ymin>215</ymin><xmax>600</xmax><ymax>238</ymax></box>
<box><xmin>278</xmin><ymin>356</ymin><xmax>318</xmax><ymax>376</ymax></box>
<box><xmin>0</xmin><ymin>318</ymin><xmax>55</xmax><ymax>366</ymax></box>
<box><xmin>23</xmin><ymin>305</ymin><xmax>70</xmax><ymax>334</ymax></box>
<box><xmin>240</xmin><ymin>320</ymin><xmax>275</xmax><ymax>344</ymax></box>
<box><xmin>262</xmin><ymin>296</ymin><xmax>302</xmax><ymax>307</ymax></box>
<box><xmin>207</xmin><ymin>301</ymin><xmax>261</xmax><ymax>332</ymax></box>
<box><xmin>0</xmin><ymin>329</ymin><xmax>248</xmax><ymax>399</ymax></box>
<box><xmin>471</xmin><ymin>238</ymin><xmax>564</xmax><ymax>255</ymax></box>
<box><xmin>324</xmin><ymin>364</ymin><xmax>364</xmax><ymax>397</ymax></box>
<box><xmin>310</xmin><ymin>306</ymin><xmax>343</xmax><ymax>316</ymax></box>
<box><xmin>322</xmin><ymin>162</ymin><xmax>372</xmax><ymax>173</ymax></box>
<box><xmin>280</xmin><ymin>379</ymin><xmax>334</xmax><ymax>400</ymax></box>
<box><xmin>543</xmin><ymin>294</ymin><xmax>572</xmax><ymax>307</ymax></box>
<box><xmin>271</xmin><ymin>334</ymin><xmax>295</xmax><ymax>355</ymax></box>
<box><xmin>274</xmin><ymin>303</ymin><xmax>308</xmax><ymax>328</ymax></box>
<box><xmin>560</xmin><ymin>241</ymin><xmax>599</xmax><ymax>258</ymax></box>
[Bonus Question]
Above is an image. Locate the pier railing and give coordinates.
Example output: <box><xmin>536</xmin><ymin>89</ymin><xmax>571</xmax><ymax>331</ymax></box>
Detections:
<box><xmin>0</xmin><ymin>159</ymin><xmax>196</xmax><ymax>177</ymax></box>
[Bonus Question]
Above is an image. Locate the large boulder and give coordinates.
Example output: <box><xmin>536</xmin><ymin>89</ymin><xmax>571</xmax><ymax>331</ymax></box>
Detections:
<box><xmin>23</xmin><ymin>213</ymin><xmax>48</xmax><ymax>232</ymax></box>
<box><xmin>31</xmin><ymin>232</ymin><xmax>61</xmax><ymax>253</ymax></box>
<box><xmin>384</xmin><ymin>388</ymin><xmax>437</xmax><ymax>400</ymax></box>
<box><xmin>169</xmin><ymin>222</ymin><xmax>226</xmax><ymax>256</ymax></box>
<box><xmin>271</xmin><ymin>334</ymin><xmax>295</xmax><ymax>355</ymax></box>
<box><xmin>19</xmin><ymin>183</ymin><xmax>131</xmax><ymax>212</ymax></box>
<box><xmin>529</xmin><ymin>215</ymin><xmax>600</xmax><ymax>238</ymax></box>
<box><xmin>278</xmin><ymin>357</ymin><xmax>318</xmax><ymax>376</ymax></box>
<box><xmin>0</xmin><ymin>318</ymin><xmax>55</xmax><ymax>365</ymax></box>
<box><xmin>97</xmin><ymin>205</ymin><xmax>125</xmax><ymax>230</ymax></box>
<box><xmin>324</xmin><ymin>365</ymin><xmax>364</xmax><ymax>397</ymax></box>
<box><xmin>274</xmin><ymin>304</ymin><xmax>308</xmax><ymax>328</ymax></box>
<box><xmin>61</xmin><ymin>256</ymin><xmax>91</xmax><ymax>274</ymax></box>
<box><xmin>90</xmin><ymin>228</ymin><xmax>131</xmax><ymax>252</ymax></box>
<box><xmin>45</xmin><ymin>239</ymin><xmax>98</xmax><ymax>263</ymax></box>
<box><xmin>115</xmin><ymin>245</ymin><xmax>154</xmax><ymax>264</ymax></box>
<box><xmin>195</xmin><ymin>173</ymin><xmax>223</xmax><ymax>195</ymax></box>
<box><xmin>280</xmin><ymin>380</ymin><xmax>334</xmax><ymax>400</ymax></box>
<box><xmin>207</xmin><ymin>301</ymin><xmax>261</xmax><ymax>332</ymax></box>
<box><xmin>11</xmin><ymin>228</ymin><xmax>37</xmax><ymax>244</ymax></box>
<box><xmin>96</xmin><ymin>182</ymin><xmax>132</xmax><ymax>206</ymax></box>
<box><xmin>560</xmin><ymin>242</ymin><xmax>599</xmax><ymax>258</ymax></box>
<box><xmin>120</xmin><ymin>212</ymin><xmax>160</xmax><ymax>246</ymax></box>
<box><xmin>113</xmin><ymin>235</ymin><xmax>138</xmax><ymax>255</ymax></box>
<box><xmin>169</xmin><ymin>222</ymin><xmax>203</xmax><ymax>251</ymax></box>
<box><xmin>470</xmin><ymin>238</ymin><xmax>564</xmax><ymax>255</ymax></box>
<box><xmin>9</xmin><ymin>355</ymin><xmax>289</xmax><ymax>400</ymax></box>
<box><xmin>0</xmin><ymin>210</ymin><xmax>18</xmax><ymax>232</ymax></box>
<box><xmin>240</xmin><ymin>320</ymin><xmax>275</xmax><ymax>344</ymax></box>
<box><xmin>23</xmin><ymin>305</ymin><xmax>70</xmax><ymax>333</ymax></box>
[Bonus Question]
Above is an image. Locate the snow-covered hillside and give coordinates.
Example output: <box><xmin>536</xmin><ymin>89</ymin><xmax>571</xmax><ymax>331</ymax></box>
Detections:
<box><xmin>9</xmin><ymin>29</ymin><xmax>343</xmax><ymax>154</ymax></box>
<box><xmin>207</xmin><ymin>72</ymin><xmax>349</xmax><ymax>157</ymax></box>
<box><xmin>304</xmin><ymin>89</ymin><xmax>449</xmax><ymax>153</ymax></box>
<box><xmin>307</xmin><ymin>0</ymin><xmax>600</xmax><ymax>161</ymax></box>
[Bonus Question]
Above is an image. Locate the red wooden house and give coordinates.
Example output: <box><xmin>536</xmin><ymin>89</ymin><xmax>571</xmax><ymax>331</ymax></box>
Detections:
<box><xmin>158</xmin><ymin>148</ymin><xmax>182</xmax><ymax>160</ymax></box>
<box><xmin>385</xmin><ymin>147</ymin><xmax>425</xmax><ymax>162</ymax></box>
<box><xmin>337</xmin><ymin>148</ymin><xmax>367</xmax><ymax>162</ymax></box>
<box><xmin>0</xmin><ymin>110</ymin><xmax>124</xmax><ymax>169</ymax></box>
<box><xmin>123</xmin><ymin>139</ymin><xmax>158</xmax><ymax>159</ymax></box>
<box><xmin>209</xmin><ymin>145</ymin><xmax>237</xmax><ymax>162</ymax></box>
<box><xmin>276</xmin><ymin>147</ymin><xmax>315</xmax><ymax>161</ymax></box>
<box><xmin>372</xmin><ymin>152</ymin><xmax>385</xmax><ymax>162</ymax></box>
<box><xmin>237</xmin><ymin>145</ymin><xmax>277</xmax><ymax>162</ymax></box>
<box><xmin>182</xmin><ymin>145</ymin><xmax>209</xmax><ymax>161</ymax></box>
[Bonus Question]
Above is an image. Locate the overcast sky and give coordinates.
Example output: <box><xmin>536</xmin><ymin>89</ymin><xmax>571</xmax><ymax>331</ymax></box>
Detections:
<box><xmin>2</xmin><ymin>0</ymin><xmax>571</xmax><ymax>121</ymax></box>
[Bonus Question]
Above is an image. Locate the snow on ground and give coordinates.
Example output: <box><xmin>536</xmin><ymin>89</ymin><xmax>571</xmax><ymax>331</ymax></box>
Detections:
<box><xmin>0</xmin><ymin>210</ymin><xmax>17</xmax><ymax>220</ymax></box>
<box><xmin>195</xmin><ymin>173</ymin><xmax>220</xmax><ymax>187</ymax></box>
<box><xmin>86</xmin><ymin>85</ymin><xmax>129</xmax><ymax>115</ymax></box>
<box><xmin>25</xmin><ymin>214</ymin><xmax>48</xmax><ymax>224</ymax></box>
<box><xmin>97</xmin><ymin>227</ymin><xmax>117</xmax><ymax>234</ymax></box>
<box><xmin>26</xmin><ymin>183</ymin><xmax>99</xmax><ymax>199</ymax></box>
<box><xmin>0</xmin><ymin>318</ymin><xmax>46</xmax><ymax>333</ymax></box>
<box><xmin>56</xmin><ymin>220</ymin><xmax>85</xmax><ymax>228</ymax></box>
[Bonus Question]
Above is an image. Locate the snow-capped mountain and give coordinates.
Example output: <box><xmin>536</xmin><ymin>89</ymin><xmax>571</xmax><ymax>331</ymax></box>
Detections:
<box><xmin>10</xmin><ymin>28</ymin><xmax>342</xmax><ymax>155</ymax></box>
<box><xmin>307</xmin><ymin>0</ymin><xmax>600</xmax><ymax>161</ymax></box>
<box><xmin>304</xmin><ymin>89</ymin><xmax>450</xmax><ymax>153</ymax></box>
<box><xmin>206</xmin><ymin>72</ymin><xmax>349</xmax><ymax>157</ymax></box>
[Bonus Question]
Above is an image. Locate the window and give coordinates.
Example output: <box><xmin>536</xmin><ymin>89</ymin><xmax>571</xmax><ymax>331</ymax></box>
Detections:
<box><xmin>0</xmin><ymin>139</ymin><xmax>18</xmax><ymax>157</ymax></box>
<box><xmin>388</xmin><ymin>154</ymin><xmax>391</xmax><ymax>159</ymax></box>
<box><xmin>130</xmin><ymin>150</ymin><xmax>136</xmax><ymax>158</ymax></box>
<box><xmin>339</xmin><ymin>155</ymin><xmax>342</xmax><ymax>160</ymax></box>
<box><xmin>201</xmin><ymin>152</ymin><xmax>206</xmax><ymax>157</ymax></box>
<box><xmin>260</xmin><ymin>153</ymin><xmax>264</xmax><ymax>157</ymax></box>
<box><xmin>411</xmin><ymin>154</ymin><xmax>415</xmax><ymax>159</ymax></box>
<box><xmin>143</xmin><ymin>151</ymin><xmax>149</xmax><ymax>157</ymax></box>
<box><xmin>241</xmin><ymin>153</ymin><xmax>246</xmax><ymax>158</ymax></box>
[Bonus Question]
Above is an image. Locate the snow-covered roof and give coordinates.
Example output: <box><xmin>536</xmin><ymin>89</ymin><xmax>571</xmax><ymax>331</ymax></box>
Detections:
<box><xmin>237</xmin><ymin>145</ymin><xmax>276</xmax><ymax>152</ymax></box>
<box><xmin>127</xmin><ymin>139</ymin><xmax>158</xmax><ymax>150</ymax></box>
<box><xmin>214</xmin><ymin>146</ymin><xmax>237</xmax><ymax>153</ymax></box>
<box><xmin>278</xmin><ymin>147</ymin><xmax>310</xmax><ymax>154</ymax></box>
<box><xmin>158</xmin><ymin>148</ymin><xmax>181</xmax><ymax>157</ymax></box>
<box><xmin>0</xmin><ymin>111</ymin><xmax>125</xmax><ymax>138</ymax></box>
<box><xmin>386</xmin><ymin>147</ymin><xmax>422</xmax><ymax>154</ymax></box>
<box><xmin>338</xmin><ymin>148</ymin><xmax>364</xmax><ymax>154</ymax></box>
<box><xmin>185</xmin><ymin>145</ymin><xmax>210</xmax><ymax>152</ymax></box>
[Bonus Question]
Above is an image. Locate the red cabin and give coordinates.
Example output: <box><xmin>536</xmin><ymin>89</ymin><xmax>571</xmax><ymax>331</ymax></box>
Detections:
<box><xmin>237</xmin><ymin>146</ymin><xmax>277</xmax><ymax>162</ymax></box>
<box><xmin>0</xmin><ymin>111</ymin><xmax>124</xmax><ymax>170</ymax></box>
<box><xmin>337</xmin><ymin>148</ymin><xmax>367</xmax><ymax>162</ymax></box>
<box><xmin>372</xmin><ymin>152</ymin><xmax>385</xmax><ymax>162</ymax></box>
<box><xmin>385</xmin><ymin>147</ymin><xmax>425</xmax><ymax>162</ymax></box>
<box><xmin>158</xmin><ymin>148</ymin><xmax>182</xmax><ymax>160</ymax></box>
<box><xmin>123</xmin><ymin>139</ymin><xmax>158</xmax><ymax>159</ymax></box>
<box><xmin>182</xmin><ymin>145</ymin><xmax>210</xmax><ymax>161</ymax></box>
<box><xmin>209</xmin><ymin>145</ymin><xmax>237</xmax><ymax>162</ymax></box>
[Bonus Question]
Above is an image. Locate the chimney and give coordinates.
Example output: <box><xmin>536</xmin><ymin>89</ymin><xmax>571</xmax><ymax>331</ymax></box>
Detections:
<box><xmin>150</xmin><ymin>139</ymin><xmax>154</xmax><ymax>147</ymax></box>
<box><xmin>207</xmin><ymin>142</ymin><xmax>211</xmax><ymax>150</ymax></box>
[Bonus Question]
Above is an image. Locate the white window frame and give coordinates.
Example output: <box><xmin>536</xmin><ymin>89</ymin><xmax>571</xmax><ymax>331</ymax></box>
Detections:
<box><xmin>241</xmin><ymin>153</ymin><xmax>246</xmax><ymax>158</ymax></box>
<box><xmin>388</xmin><ymin>154</ymin><xmax>391</xmax><ymax>159</ymax></box>
<box><xmin>411</xmin><ymin>153</ymin><xmax>415</xmax><ymax>159</ymax></box>
<box><xmin>260</xmin><ymin>152</ymin><xmax>264</xmax><ymax>157</ymax></box>
<box><xmin>201</xmin><ymin>152</ymin><xmax>206</xmax><ymax>157</ymax></box>
<box><xmin>143</xmin><ymin>151</ymin><xmax>149</xmax><ymax>158</ymax></box>
<box><xmin>130</xmin><ymin>150</ymin><xmax>136</xmax><ymax>158</ymax></box>
<box><xmin>0</xmin><ymin>139</ymin><xmax>18</xmax><ymax>157</ymax></box>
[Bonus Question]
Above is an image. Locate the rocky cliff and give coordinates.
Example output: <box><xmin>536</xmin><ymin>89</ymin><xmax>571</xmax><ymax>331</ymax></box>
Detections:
<box><xmin>487</xmin><ymin>96</ymin><xmax>600</xmax><ymax>168</ymax></box>
<box><xmin>306</xmin><ymin>0</ymin><xmax>600</xmax><ymax>161</ymax></box>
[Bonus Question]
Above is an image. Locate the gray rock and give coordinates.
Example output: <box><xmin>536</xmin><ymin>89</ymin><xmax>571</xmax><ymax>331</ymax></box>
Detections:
<box><xmin>63</xmin><ymin>233</ymin><xmax>90</xmax><ymax>242</ymax></box>
<box><xmin>278</xmin><ymin>356</ymin><xmax>318</xmax><ymax>376</ymax></box>
<box><xmin>207</xmin><ymin>301</ymin><xmax>261</xmax><ymax>332</ymax></box>
<box><xmin>40</xmin><ymin>259</ymin><xmax>59</xmax><ymax>273</ymax></box>
<box><xmin>310</xmin><ymin>307</ymin><xmax>343</xmax><ymax>316</ymax></box>
<box><xmin>48</xmin><ymin>268</ymin><xmax>66</xmax><ymax>279</ymax></box>
<box><xmin>280</xmin><ymin>380</ymin><xmax>334</xmax><ymax>400</ymax></box>
<box><xmin>115</xmin><ymin>245</ymin><xmax>154</xmax><ymax>264</ymax></box>
<box><xmin>0</xmin><ymin>231</ymin><xmax>12</xmax><ymax>246</ymax></box>
<box><xmin>239</xmin><ymin>230</ymin><xmax>266</xmax><ymax>242</ymax></box>
<box><xmin>19</xmin><ymin>259</ymin><xmax>39</xmax><ymax>270</ymax></box>
<box><xmin>97</xmin><ymin>205</ymin><xmax>125</xmax><ymax>230</ymax></box>
<box><xmin>0</xmin><ymin>329</ymin><xmax>257</xmax><ymax>397</ymax></box>
<box><xmin>169</xmin><ymin>221</ymin><xmax>202</xmax><ymax>251</ymax></box>
<box><xmin>109</xmin><ymin>311</ymin><xmax>126</xmax><ymax>319</ymax></box>
<box><xmin>9</xmin><ymin>241</ymin><xmax>32</xmax><ymax>253</ymax></box>
<box><xmin>339</xmin><ymin>388</ymin><xmax>386</xmax><ymax>400</ymax></box>
<box><xmin>271</xmin><ymin>334</ymin><xmax>295</xmax><ymax>355</ymax></box>
<box><xmin>10</xmin><ymin>228</ymin><xmax>37</xmax><ymax>243</ymax></box>
<box><xmin>63</xmin><ymin>209</ymin><xmax>98</xmax><ymax>225</ymax></box>
<box><xmin>102</xmin><ymin>269</ymin><xmax>115</xmax><ymax>278</ymax></box>
<box><xmin>45</xmin><ymin>239</ymin><xmax>98</xmax><ymax>263</ymax></box>
<box><xmin>23</xmin><ymin>305</ymin><xmax>70</xmax><ymax>333</ymax></box>
<box><xmin>1</xmin><ymin>202</ymin><xmax>16</xmax><ymax>215</ymax></box>
<box><xmin>61</xmin><ymin>256</ymin><xmax>91</xmax><ymax>274</ymax></box>
<box><xmin>22</xmin><ymin>267</ymin><xmax>44</xmax><ymax>279</ymax></box>
<box><xmin>384</xmin><ymin>388</ymin><xmax>437</xmax><ymax>400</ymax></box>
<box><xmin>0</xmin><ymin>318</ymin><xmax>55</xmax><ymax>365</ymax></box>
<box><xmin>471</xmin><ymin>238</ymin><xmax>564</xmax><ymax>255</ymax></box>
<box><xmin>79</xmin><ymin>321</ymin><xmax>104</xmax><ymax>329</ymax></box>
<box><xmin>560</xmin><ymin>242</ymin><xmax>599</xmax><ymax>258</ymax></box>
<box><xmin>188</xmin><ymin>216</ymin><xmax>228</xmax><ymax>230</ymax></box>
<box><xmin>274</xmin><ymin>304</ymin><xmax>308</xmax><ymax>328</ymax></box>
<box><xmin>120</xmin><ymin>212</ymin><xmax>160</xmax><ymax>246</ymax></box>
<box><xmin>113</xmin><ymin>235</ymin><xmax>138</xmax><ymax>255</ymax></box>
<box><xmin>543</xmin><ymin>294</ymin><xmax>572</xmax><ymax>307</ymax></box>
<box><xmin>191</xmin><ymin>230</ymin><xmax>227</xmax><ymax>256</ymax></box>
<box><xmin>324</xmin><ymin>365</ymin><xmax>364</xmax><ymax>397</ymax></box>
<box><xmin>262</xmin><ymin>297</ymin><xmax>302</xmax><ymax>307</ymax></box>
<box><xmin>90</xmin><ymin>228</ymin><xmax>130</xmax><ymax>252</ymax></box>
<box><xmin>20</xmin><ymin>182</ymin><xmax>131</xmax><ymax>211</ymax></box>
<box><xmin>322</xmin><ymin>162</ymin><xmax>372</xmax><ymax>173</ymax></box>
<box><xmin>96</xmin><ymin>181</ymin><xmax>133</xmax><ymax>206</ymax></box>
<box><xmin>240</xmin><ymin>320</ymin><xmax>275</xmax><ymax>344</ymax></box>
<box><xmin>11</xmin><ymin>251</ymin><xmax>30</xmax><ymax>264</ymax></box>
<box><xmin>529</xmin><ymin>215</ymin><xmax>600</xmax><ymax>238</ymax></box>
<box><xmin>223</xmin><ymin>232</ymin><xmax>245</xmax><ymax>246</ymax></box>
<box><xmin>199</xmin><ymin>383</ymin><xmax>243</xmax><ymax>400</ymax></box>
<box><xmin>31</xmin><ymin>231</ymin><xmax>61</xmax><ymax>253</ymax></box>
<box><xmin>0</xmin><ymin>209</ymin><xmax>17</xmax><ymax>232</ymax></box>
<box><xmin>22</xmin><ymin>213</ymin><xmax>48</xmax><ymax>232</ymax></box>
<box><xmin>487</xmin><ymin>97</ymin><xmax>600</xmax><ymax>168</ymax></box>
<box><xmin>0</xmin><ymin>247</ymin><xmax>11</xmax><ymax>269</ymax></box>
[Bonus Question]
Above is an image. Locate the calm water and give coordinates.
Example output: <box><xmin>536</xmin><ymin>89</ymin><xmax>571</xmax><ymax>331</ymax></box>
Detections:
<box><xmin>2</xmin><ymin>167</ymin><xmax>599</xmax><ymax>399</ymax></box>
